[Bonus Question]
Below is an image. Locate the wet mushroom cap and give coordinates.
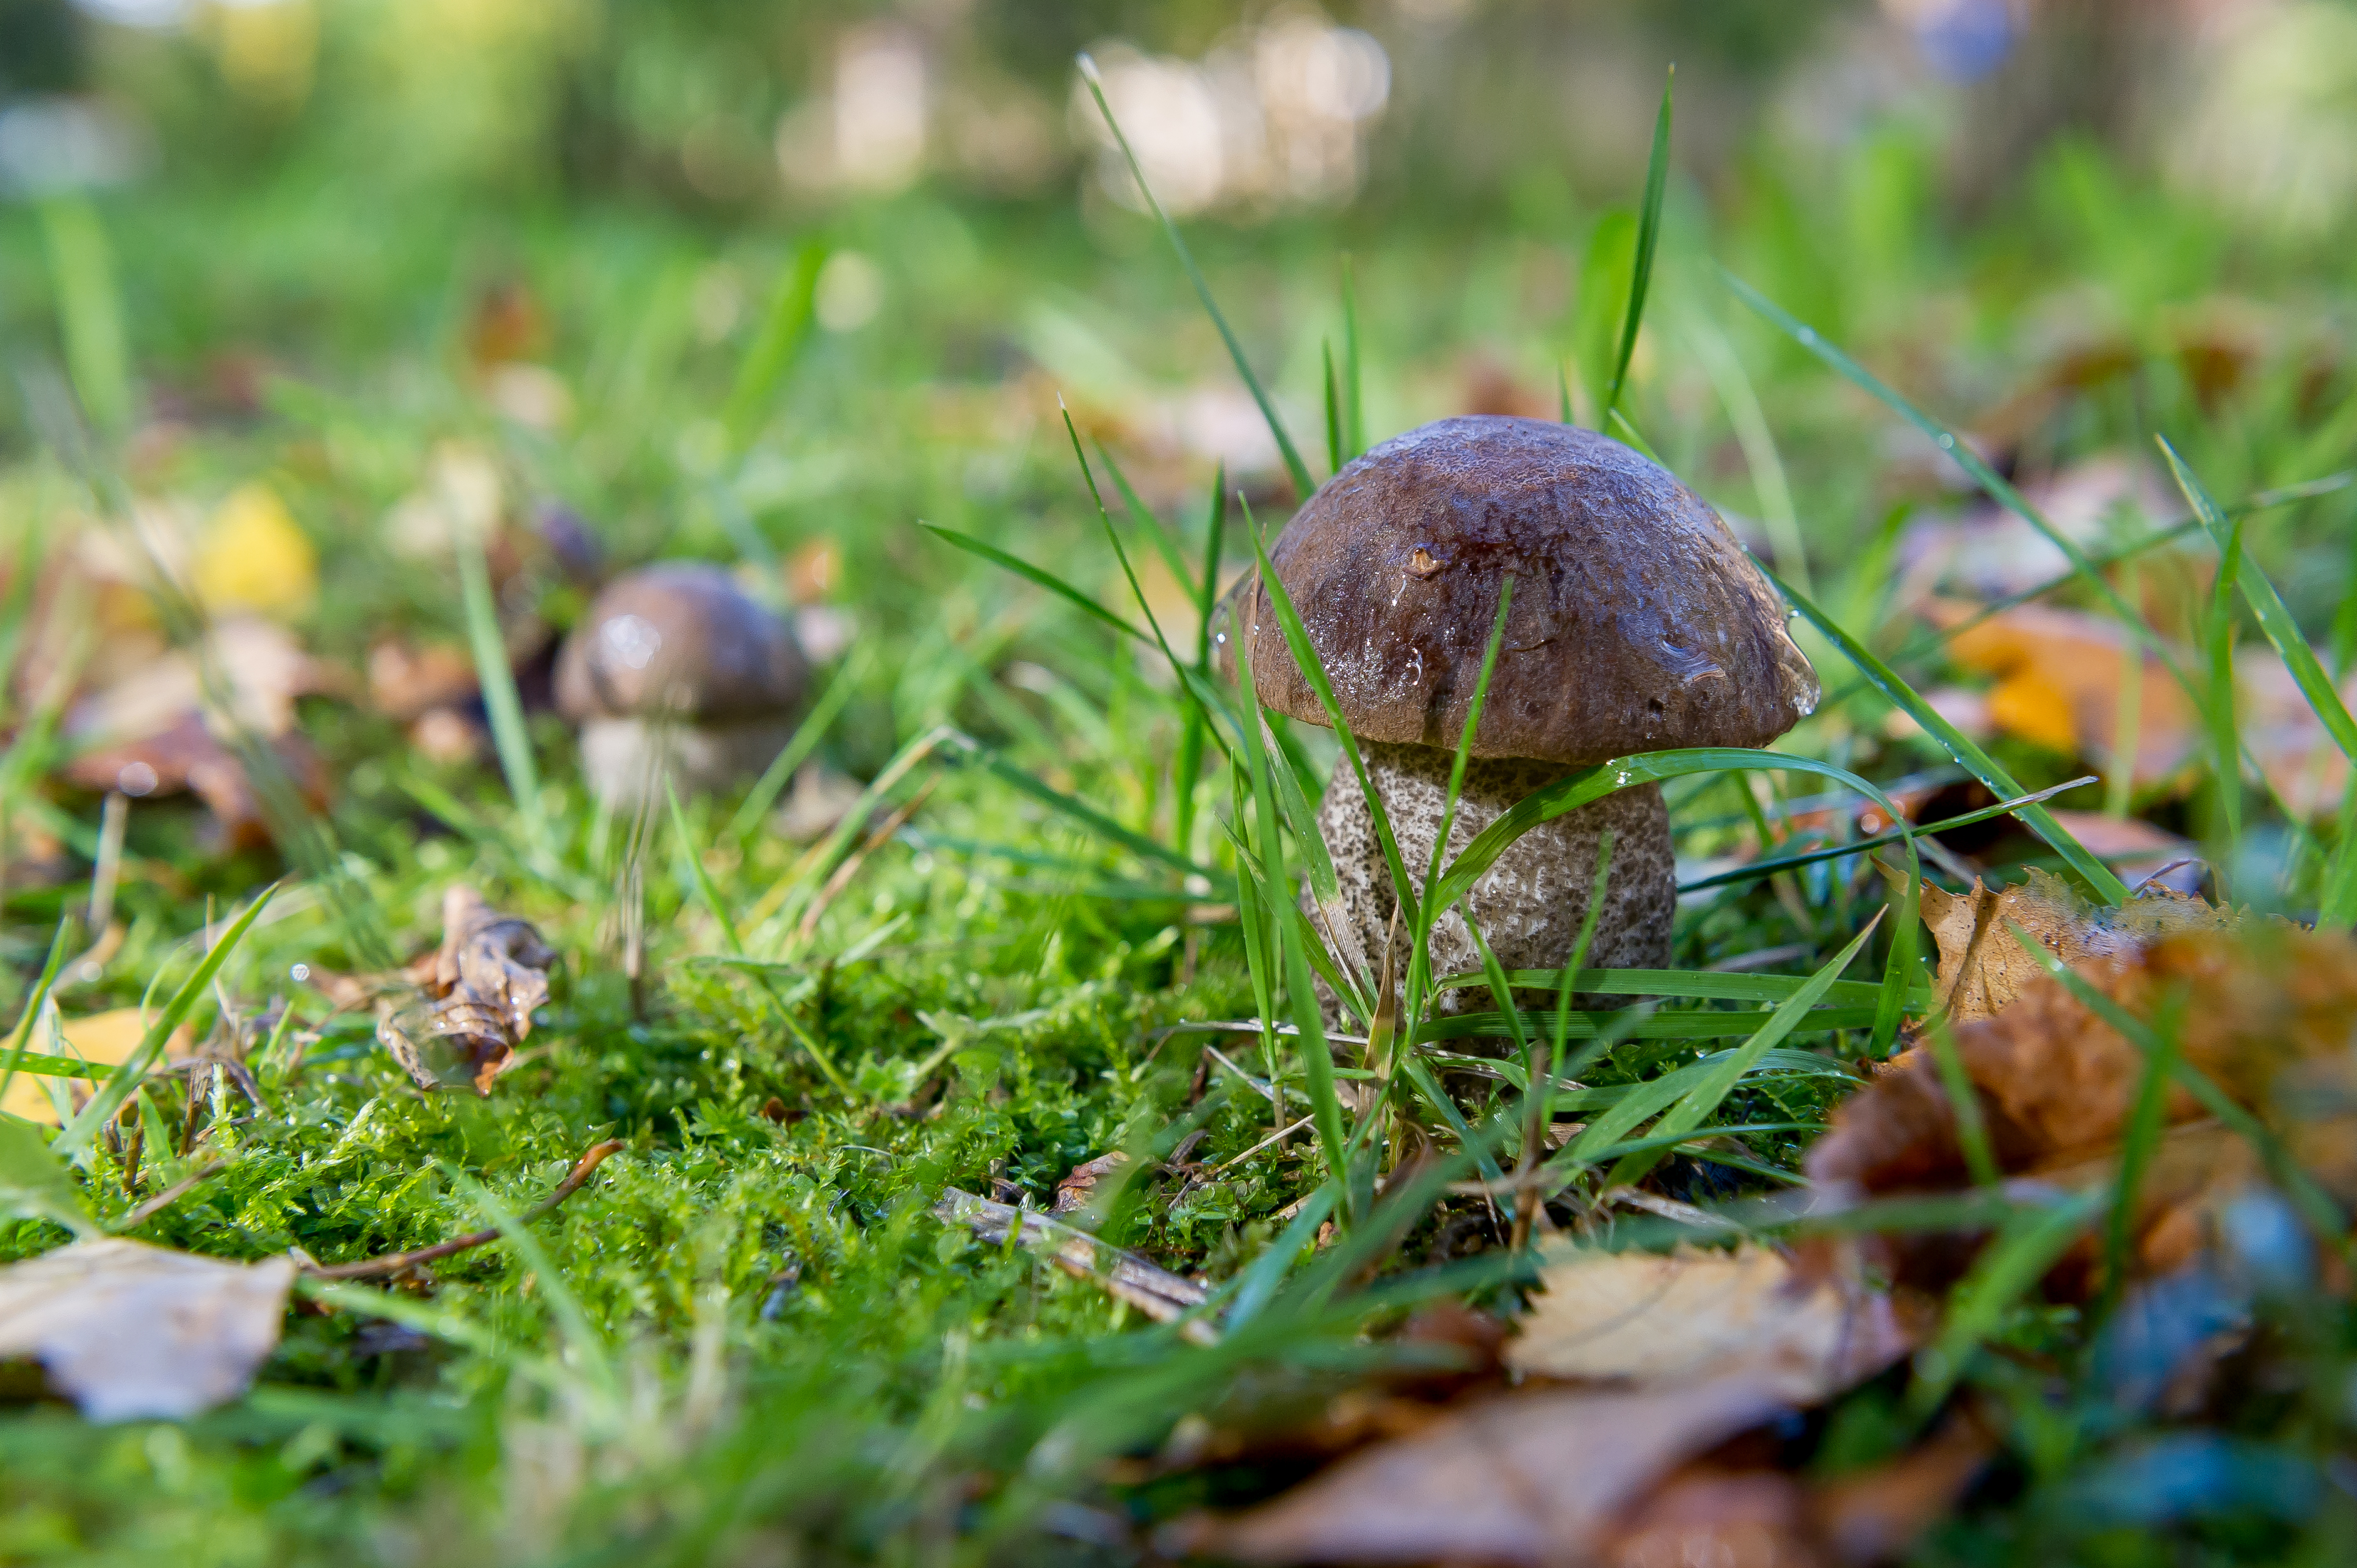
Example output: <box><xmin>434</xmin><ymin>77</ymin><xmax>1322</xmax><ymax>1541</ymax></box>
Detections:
<box><xmin>556</xmin><ymin>563</ymin><xmax>808</xmax><ymax>726</ymax></box>
<box><xmin>1215</xmin><ymin>416</ymin><xmax>1819</xmax><ymax>760</ymax></box>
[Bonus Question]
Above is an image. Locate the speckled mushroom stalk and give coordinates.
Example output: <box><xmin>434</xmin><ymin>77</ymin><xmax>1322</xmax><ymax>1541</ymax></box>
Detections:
<box><xmin>1215</xmin><ymin>416</ymin><xmax>1819</xmax><ymax>1011</ymax></box>
<box><xmin>556</xmin><ymin>563</ymin><xmax>809</xmax><ymax>804</ymax></box>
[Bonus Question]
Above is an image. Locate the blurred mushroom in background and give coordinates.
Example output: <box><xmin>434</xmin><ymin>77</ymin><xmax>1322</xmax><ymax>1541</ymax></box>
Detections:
<box><xmin>554</xmin><ymin>563</ymin><xmax>808</xmax><ymax>803</ymax></box>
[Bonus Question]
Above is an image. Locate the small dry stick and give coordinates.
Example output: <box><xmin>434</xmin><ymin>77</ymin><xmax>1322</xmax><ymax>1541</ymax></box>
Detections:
<box><xmin>303</xmin><ymin>1140</ymin><xmax>626</xmax><ymax>1281</ymax></box>
<box><xmin>116</xmin><ymin>1158</ymin><xmax>225</xmax><ymax>1229</ymax></box>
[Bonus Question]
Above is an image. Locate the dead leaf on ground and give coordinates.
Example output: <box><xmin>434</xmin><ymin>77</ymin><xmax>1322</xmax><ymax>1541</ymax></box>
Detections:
<box><xmin>1162</xmin><ymin>1380</ymin><xmax>1790</xmax><ymax>1567</ymax></box>
<box><xmin>63</xmin><ymin>714</ymin><xmax>328</xmax><ymax>852</ymax></box>
<box><xmin>1810</xmin><ymin>925</ymin><xmax>2357</xmax><ymax>1263</ymax></box>
<box><xmin>1507</xmin><ymin>1245</ymin><xmax>1919</xmax><ymax>1405</ymax></box>
<box><xmin>366</xmin><ymin>639</ymin><xmax>477</xmax><ymax>720</ymax></box>
<box><xmin>1936</xmin><ymin>602</ymin><xmax>2198</xmax><ymax>786</ymax></box>
<box><xmin>1052</xmin><ymin>1151</ymin><xmax>1130</xmax><ymax>1215</ymax></box>
<box><xmin>0</xmin><ymin>1239</ymin><xmax>294</xmax><ymax>1420</ymax></box>
<box><xmin>377</xmin><ymin>886</ymin><xmax>556</xmax><ymax>1093</ymax></box>
<box><xmin>1906</xmin><ymin>867</ymin><xmax>2239</xmax><ymax>1024</ymax></box>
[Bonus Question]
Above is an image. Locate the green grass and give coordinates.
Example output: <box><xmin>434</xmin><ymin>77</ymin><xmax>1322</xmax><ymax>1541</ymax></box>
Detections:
<box><xmin>2</xmin><ymin>55</ymin><xmax>2356</xmax><ymax>1565</ymax></box>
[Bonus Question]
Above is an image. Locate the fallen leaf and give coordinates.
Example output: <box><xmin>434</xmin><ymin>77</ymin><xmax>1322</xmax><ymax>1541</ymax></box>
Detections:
<box><xmin>0</xmin><ymin>1238</ymin><xmax>293</xmax><ymax>1420</ymax></box>
<box><xmin>1810</xmin><ymin>924</ymin><xmax>2357</xmax><ymax>1209</ymax></box>
<box><xmin>1162</xmin><ymin>1381</ymin><xmax>1788</xmax><ymax>1567</ymax></box>
<box><xmin>1507</xmin><ymin>1245</ymin><xmax>1917</xmax><ymax>1405</ymax></box>
<box><xmin>1</xmin><ymin>1009</ymin><xmax>197</xmax><ymax>1125</ymax></box>
<box><xmin>1910</xmin><ymin>869</ymin><xmax>2237</xmax><ymax>1025</ymax></box>
<box><xmin>1052</xmin><ymin>1151</ymin><xmax>1130</xmax><ymax>1215</ymax></box>
<box><xmin>1809</xmin><ymin>1412</ymin><xmax>1998</xmax><ymax>1564</ymax></box>
<box><xmin>192</xmin><ymin>483</ymin><xmax>316</xmax><ymax>618</ymax></box>
<box><xmin>366</xmin><ymin>639</ymin><xmax>477</xmax><ymax>720</ymax></box>
<box><xmin>377</xmin><ymin>886</ymin><xmax>556</xmax><ymax>1094</ymax></box>
<box><xmin>63</xmin><ymin>713</ymin><xmax>328</xmax><ymax>852</ymax></box>
<box><xmin>1937</xmin><ymin>602</ymin><xmax>2199</xmax><ymax>787</ymax></box>
<box><xmin>1594</xmin><ymin>1467</ymin><xmax>1819</xmax><ymax>1568</ymax></box>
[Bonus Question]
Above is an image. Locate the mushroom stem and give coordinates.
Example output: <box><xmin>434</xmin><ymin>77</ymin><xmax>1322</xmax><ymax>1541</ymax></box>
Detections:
<box><xmin>1314</xmin><ymin>742</ymin><xmax>1672</xmax><ymax>1017</ymax></box>
<box><xmin>579</xmin><ymin>717</ymin><xmax>796</xmax><ymax>805</ymax></box>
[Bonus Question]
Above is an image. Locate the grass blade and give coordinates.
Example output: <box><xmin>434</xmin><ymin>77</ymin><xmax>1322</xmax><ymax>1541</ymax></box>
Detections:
<box><xmin>1770</xmin><ymin>571</ymin><xmax>2128</xmax><ymax>903</ymax></box>
<box><xmin>1240</xmin><ymin>498</ymin><xmax>1421</xmax><ymax>934</ymax></box>
<box><xmin>0</xmin><ymin>917</ymin><xmax>76</xmax><ymax>1119</ymax></box>
<box><xmin>1678</xmin><ymin>776</ymin><xmax>2098</xmax><ymax>892</ymax></box>
<box><xmin>728</xmin><ymin>645</ymin><xmax>870</xmax><ymax>844</ymax></box>
<box><xmin>1062</xmin><ymin>405</ymin><xmax>1192</xmax><ymax>690</ymax></box>
<box><xmin>1173</xmin><ymin>466</ymin><xmax>1229</xmax><ymax>861</ymax></box>
<box><xmin>40</xmin><ymin>198</ymin><xmax>132</xmax><ymax>437</ymax></box>
<box><xmin>670</xmin><ymin>783</ymin><xmax>745</xmax><ymax>957</ymax></box>
<box><xmin>723</xmin><ymin>240</ymin><xmax>826</xmax><ymax>452</ymax></box>
<box><xmin>457</xmin><ymin>532</ymin><xmax>545</xmax><ymax>853</ymax></box>
<box><xmin>1077</xmin><ymin>56</ymin><xmax>1316</xmax><ymax>500</ymax></box>
<box><xmin>2101</xmin><ymin>988</ymin><xmax>2181</xmax><ymax>1318</ymax></box>
<box><xmin>1604</xmin><ymin>912</ymin><xmax>1878</xmax><ymax>1187</ymax></box>
<box><xmin>1322</xmin><ymin>339</ymin><xmax>1343</xmax><ymax>477</ymax></box>
<box><xmin>57</xmin><ymin>883</ymin><xmax>278</xmax><ymax>1154</ymax></box>
<box><xmin>1604</xmin><ymin>67</ymin><xmax>1673</xmax><ymax>420</ymax></box>
<box><xmin>1907</xmin><ymin>1190</ymin><xmax>2101</xmax><ymax>1421</ymax></box>
<box><xmin>1727</xmin><ymin>271</ymin><xmax>2187</xmax><ymax>693</ymax></box>
<box><xmin>1092</xmin><ymin>439</ymin><xmax>1199</xmax><ymax>605</ymax></box>
<box><xmin>2160</xmin><ymin>438</ymin><xmax>2357</xmax><ymax>770</ymax></box>
<box><xmin>2198</xmin><ymin>460</ymin><xmax>2248</xmax><ymax>848</ymax></box>
<box><xmin>1921</xmin><ymin>1016</ymin><xmax>2002</xmax><ymax>1188</ymax></box>
<box><xmin>917</xmin><ymin>521</ymin><xmax>1149</xmax><ymax>643</ymax></box>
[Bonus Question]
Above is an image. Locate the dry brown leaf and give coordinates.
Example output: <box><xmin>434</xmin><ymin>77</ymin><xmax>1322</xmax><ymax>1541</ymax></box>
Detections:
<box><xmin>377</xmin><ymin>886</ymin><xmax>556</xmax><ymax>1094</ymax></box>
<box><xmin>1596</xmin><ymin>1467</ymin><xmax>1821</xmax><ymax>1568</ymax></box>
<box><xmin>1162</xmin><ymin>1380</ymin><xmax>1789</xmax><ymax>1567</ymax></box>
<box><xmin>1811</xmin><ymin>925</ymin><xmax>2357</xmax><ymax>1207</ymax></box>
<box><xmin>1051</xmin><ymin>1151</ymin><xmax>1130</xmax><ymax>1215</ymax></box>
<box><xmin>0</xmin><ymin>1238</ymin><xmax>293</xmax><ymax>1420</ymax></box>
<box><xmin>1809</xmin><ymin>1412</ymin><xmax>1997</xmax><ymax>1565</ymax></box>
<box><xmin>1937</xmin><ymin>602</ymin><xmax>2198</xmax><ymax>786</ymax></box>
<box><xmin>1910</xmin><ymin>868</ymin><xmax>2237</xmax><ymax>1024</ymax></box>
<box><xmin>63</xmin><ymin>714</ymin><xmax>329</xmax><ymax>853</ymax></box>
<box><xmin>1507</xmin><ymin>1245</ymin><xmax>1917</xmax><ymax>1405</ymax></box>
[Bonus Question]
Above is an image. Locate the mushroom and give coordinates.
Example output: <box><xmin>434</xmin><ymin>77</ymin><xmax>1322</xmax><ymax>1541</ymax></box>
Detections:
<box><xmin>555</xmin><ymin>563</ymin><xmax>809</xmax><ymax>803</ymax></box>
<box><xmin>1214</xmin><ymin>415</ymin><xmax>1818</xmax><ymax>1006</ymax></box>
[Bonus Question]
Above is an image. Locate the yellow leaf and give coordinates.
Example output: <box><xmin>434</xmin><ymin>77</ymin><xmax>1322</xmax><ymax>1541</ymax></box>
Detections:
<box><xmin>193</xmin><ymin>483</ymin><xmax>316</xmax><ymax>616</ymax></box>
<box><xmin>1986</xmin><ymin>670</ymin><xmax>2077</xmax><ymax>753</ymax></box>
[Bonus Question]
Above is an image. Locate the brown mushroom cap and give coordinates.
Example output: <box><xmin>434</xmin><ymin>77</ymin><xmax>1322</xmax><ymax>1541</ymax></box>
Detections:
<box><xmin>1214</xmin><ymin>416</ymin><xmax>1818</xmax><ymax>764</ymax></box>
<box><xmin>555</xmin><ymin>564</ymin><xmax>807</xmax><ymax>725</ymax></box>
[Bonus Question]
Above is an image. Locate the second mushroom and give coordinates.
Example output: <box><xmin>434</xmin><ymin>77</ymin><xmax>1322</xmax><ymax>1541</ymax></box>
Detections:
<box><xmin>1215</xmin><ymin>416</ymin><xmax>1819</xmax><ymax>1008</ymax></box>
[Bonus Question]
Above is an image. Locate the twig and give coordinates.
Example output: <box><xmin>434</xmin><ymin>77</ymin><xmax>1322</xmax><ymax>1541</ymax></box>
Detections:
<box><xmin>302</xmin><ymin>1140</ymin><xmax>625</xmax><ymax>1281</ymax></box>
<box><xmin>933</xmin><ymin>1187</ymin><xmax>1214</xmax><ymax>1342</ymax></box>
<box><xmin>1203</xmin><ymin>1114</ymin><xmax>1315</xmax><ymax>1176</ymax></box>
<box><xmin>114</xmin><ymin>1158</ymin><xmax>224</xmax><ymax>1229</ymax></box>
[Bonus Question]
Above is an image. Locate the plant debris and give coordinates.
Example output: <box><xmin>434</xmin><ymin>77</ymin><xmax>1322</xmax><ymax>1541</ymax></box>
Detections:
<box><xmin>1505</xmin><ymin>1243</ymin><xmax>1920</xmax><ymax>1403</ymax></box>
<box><xmin>0</xmin><ymin>1240</ymin><xmax>294</xmax><ymax>1421</ymax></box>
<box><xmin>933</xmin><ymin>1187</ymin><xmax>1211</xmax><ymax>1340</ymax></box>
<box><xmin>1908</xmin><ymin>867</ymin><xmax>2238</xmax><ymax>1024</ymax></box>
<box><xmin>377</xmin><ymin>885</ymin><xmax>557</xmax><ymax>1093</ymax></box>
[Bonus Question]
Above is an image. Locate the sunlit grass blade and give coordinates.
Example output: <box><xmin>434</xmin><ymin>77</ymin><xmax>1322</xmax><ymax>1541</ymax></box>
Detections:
<box><xmin>1678</xmin><ymin>776</ymin><xmax>2098</xmax><ymax>892</ymax></box>
<box><xmin>1062</xmin><ymin>405</ymin><xmax>1192</xmax><ymax>690</ymax></box>
<box><xmin>1906</xmin><ymin>1189</ymin><xmax>2101</xmax><ymax>1422</ymax></box>
<box><xmin>960</xmin><ymin>744</ymin><xmax>1206</xmax><ymax>878</ymax></box>
<box><xmin>917</xmin><ymin>521</ymin><xmax>1149</xmax><ymax>643</ymax></box>
<box><xmin>1604</xmin><ymin>914</ymin><xmax>1878</xmax><ymax>1188</ymax></box>
<box><xmin>1769</xmin><ymin>571</ymin><xmax>2127</xmax><ymax>904</ymax></box>
<box><xmin>1240</xmin><ymin>497</ymin><xmax>1419</xmax><ymax>934</ymax></box>
<box><xmin>457</xmin><ymin>532</ymin><xmax>545</xmax><ymax>854</ymax></box>
<box><xmin>1727</xmin><ymin>270</ymin><xmax>2185</xmax><ymax>687</ymax></box>
<box><xmin>1689</xmin><ymin>316</ymin><xmax>1809</xmax><ymax>598</ymax></box>
<box><xmin>1425</xmin><ymin>577</ymin><xmax>1515</xmax><ymax>903</ymax></box>
<box><xmin>1092</xmin><ymin>439</ymin><xmax>1200</xmax><ymax>605</ymax></box>
<box><xmin>1920</xmin><ymin>1016</ymin><xmax>2000</xmax><ymax>1188</ymax></box>
<box><xmin>2198</xmin><ymin>462</ymin><xmax>2248</xmax><ymax>848</ymax></box>
<box><xmin>669</xmin><ymin>783</ymin><xmax>745</xmax><ymax>957</ymax></box>
<box><xmin>1234</xmin><ymin>626</ymin><xmax>1350</xmax><ymax>1196</ymax></box>
<box><xmin>728</xmin><ymin>645</ymin><xmax>869</xmax><ymax>844</ymax></box>
<box><xmin>1077</xmin><ymin>56</ymin><xmax>1316</xmax><ymax>500</ymax></box>
<box><xmin>2160</xmin><ymin>438</ymin><xmax>2357</xmax><ymax>769</ymax></box>
<box><xmin>57</xmin><ymin>883</ymin><xmax>277</xmax><ymax>1154</ymax></box>
<box><xmin>1173</xmin><ymin>466</ymin><xmax>1229</xmax><ymax>861</ymax></box>
<box><xmin>39</xmin><ymin>198</ymin><xmax>131</xmax><ymax>437</ymax></box>
<box><xmin>1604</xmin><ymin>67</ymin><xmax>1671</xmax><ymax>419</ymax></box>
<box><xmin>0</xmin><ymin>917</ymin><xmax>76</xmax><ymax>1116</ymax></box>
<box><xmin>1225</xmin><ymin>1181</ymin><xmax>1341</xmax><ymax>1329</ymax></box>
<box><xmin>723</xmin><ymin>240</ymin><xmax>826</xmax><ymax>452</ymax></box>
<box><xmin>1432</xmin><ymin>748</ymin><xmax>1922</xmax><ymax>915</ymax></box>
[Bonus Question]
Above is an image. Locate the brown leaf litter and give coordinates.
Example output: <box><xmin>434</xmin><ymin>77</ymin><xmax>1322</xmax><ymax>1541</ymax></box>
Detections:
<box><xmin>1812</xmin><ymin>914</ymin><xmax>2357</xmax><ymax>1284</ymax></box>
<box><xmin>1906</xmin><ymin>867</ymin><xmax>2238</xmax><ymax>1024</ymax></box>
<box><xmin>1172</xmin><ymin>1245</ymin><xmax>1928</xmax><ymax>1567</ymax></box>
<box><xmin>0</xmin><ymin>1239</ymin><xmax>294</xmax><ymax>1421</ymax></box>
<box><xmin>377</xmin><ymin>886</ymin><xmax>557</xmax><ymax>1093</ymax></box>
